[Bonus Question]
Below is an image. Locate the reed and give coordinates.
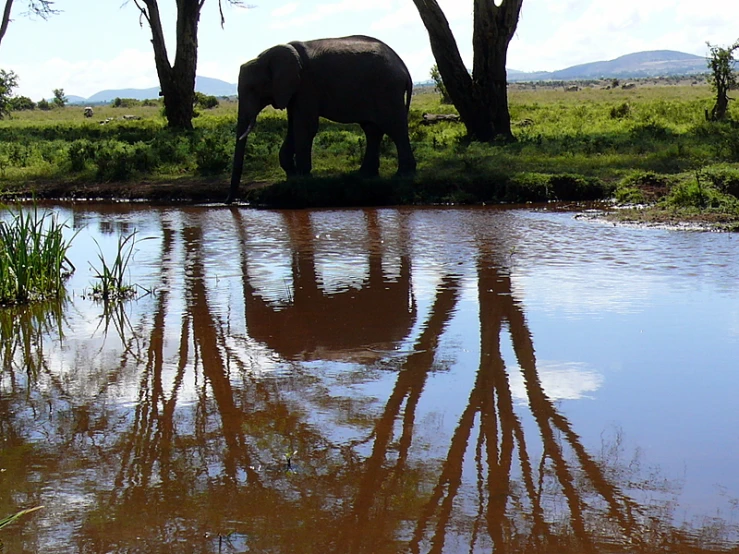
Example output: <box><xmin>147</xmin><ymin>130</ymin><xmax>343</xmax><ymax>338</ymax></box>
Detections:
<box><xmin>89</xmin><ymin>230</ymin><xmax>149</xmax><ymax>301</ymax></box>
<box><xmin>0</xmin><ymin>204</ymin><xmax>75</xmax><ymax>304</ymax></box>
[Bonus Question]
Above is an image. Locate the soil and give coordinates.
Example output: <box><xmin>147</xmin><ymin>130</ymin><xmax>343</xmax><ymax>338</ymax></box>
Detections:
<box><xmin>0</xmin><ymin>178</ymin><xmax>271</xmax><ymax>205</ymax></box>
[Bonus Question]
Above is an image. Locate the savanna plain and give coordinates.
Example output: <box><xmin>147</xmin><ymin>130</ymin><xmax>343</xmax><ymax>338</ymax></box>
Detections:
<box><xmin>1</xmin><ymin>79</ymin><xmax>739</xmax><ymax>226</ymax></box>
<box><xmin>2</xmin><ymin>79</ymin><xmax>739</xmax><ymax>553</ymax></box>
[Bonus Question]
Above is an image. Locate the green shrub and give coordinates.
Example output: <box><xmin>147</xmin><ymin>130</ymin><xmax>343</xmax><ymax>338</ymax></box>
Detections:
<box><xmin>8</xmin><ymin>96</ymin><xmax>35</xmax><ymax>111</ymax></box>
<box><xmin>68</xmin><ymin>139</ymin><xmax>98</xmax><ymax>172</ymax></box>
<box><xmin>111</xmin><ymin>97</ymin><xmax>142</xmax><ymax>108</ymax></box>
<box><xmin>194</xmin><ymin>92</ymin><xmax>219</xmax><ymax>109</ymax></box>
<box><xmin>609</xmin><ymin>102</ymin><xmax>631</xmax><ymax>119</ymax></box>
<box><xmin>615</xmin><ymin>171</ymin><xmax>672</xmax><ymax>204</ymax></box>
<box><xmin>702</xmin><ymin>165</ymin><xmax>739</xmax><ymax>197</ymax></box>
<box><xmin>95</xmin><ymin>140</ymin><xmax>157</xmax><ymax>181</ymax></box>
<box><xmin>549</xmin><ymin>174</ymin><xmax>605</xmax><ymax>200</ymax></box>
<box><xmin>37</xmin><ymin>98</ymin><xmax>51</xmax><ymax>110</ymax></box>
<box><xmin>194</xmin><ymin>130</ymin><xmax>231</xmax><ymax>175</ymax></box>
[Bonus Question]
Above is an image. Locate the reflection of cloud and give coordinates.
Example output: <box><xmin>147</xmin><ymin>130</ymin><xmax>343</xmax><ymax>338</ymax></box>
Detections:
<box><xmin>514</xmin><ymin>267</ymin><xmax>653</xmax><ymax>317</ymax></box>
<box><xmin>508</xmin><ymin>361</ymin><xmax>604</xmax><ymax>402</ymax></box>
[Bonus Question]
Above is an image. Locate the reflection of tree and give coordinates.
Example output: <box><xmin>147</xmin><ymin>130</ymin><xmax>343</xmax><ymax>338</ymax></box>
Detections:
<box><xmin>1</xmin><ymin>207</ymin><xmax>738</xmax><ymax>552</ymax></box>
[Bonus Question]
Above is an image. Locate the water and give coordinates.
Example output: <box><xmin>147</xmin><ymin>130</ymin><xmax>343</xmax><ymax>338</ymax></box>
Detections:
<box><xmin>1</xmin><ymin>203</ymin><xmax>738</xmax><ymax>553</ymax></box>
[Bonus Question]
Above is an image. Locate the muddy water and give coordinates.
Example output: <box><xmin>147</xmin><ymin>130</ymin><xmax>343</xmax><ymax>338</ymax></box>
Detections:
<box><xmin>1</xmin><ymin>204</ymin><xmax>739</xmax><ymax>553</ymax></box>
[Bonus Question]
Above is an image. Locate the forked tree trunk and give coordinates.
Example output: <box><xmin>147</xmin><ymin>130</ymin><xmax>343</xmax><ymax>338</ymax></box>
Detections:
<box><xmin>136</xmin><ymin>0</ymin><xmax>201</xmax><ymax>131</ymax></box>
<box><xmin>412</xmin><ymin>0</ymin><xmax>523</xmax><ymax>142</ymax></box>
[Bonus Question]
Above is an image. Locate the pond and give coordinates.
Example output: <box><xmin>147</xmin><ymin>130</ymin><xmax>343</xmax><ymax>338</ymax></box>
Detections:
<box><xmin>1</xmin><ymin>203</ymin><xmax>738</xmax><ymax>553</ymax></box>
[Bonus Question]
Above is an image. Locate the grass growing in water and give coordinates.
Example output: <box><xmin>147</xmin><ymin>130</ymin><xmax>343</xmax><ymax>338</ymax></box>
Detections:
<box><xmin>0</xmin><ymin>205</ymin><xmax>75</xmax><ymax>305</ymax></box>
<box><xmin>89</xmin><ymin>230</ymin><xmax>149</xmax><ymax>301</ymax></box>
<box><xmin>0</xmin><ymin>506</ymin><xmax>44</xmax><ymax>530</ymax></box>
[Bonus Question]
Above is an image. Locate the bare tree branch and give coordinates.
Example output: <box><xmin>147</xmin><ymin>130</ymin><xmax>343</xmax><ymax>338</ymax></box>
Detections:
<box><xmin>1</xmin><ymin>0</ymin><xmax>57</xmax><ymax>49</ymax></box>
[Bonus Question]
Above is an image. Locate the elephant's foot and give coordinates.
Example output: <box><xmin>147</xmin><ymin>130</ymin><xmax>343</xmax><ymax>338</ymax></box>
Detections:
<box><xmin>395</xmin><ymin>166</ymin><xmax>416</xmax><ymax>178</ymax></box>
<box><xmin>359</xmin><ymin>163</ymin><xmax>380</xmax><ymax>177</ymax></box>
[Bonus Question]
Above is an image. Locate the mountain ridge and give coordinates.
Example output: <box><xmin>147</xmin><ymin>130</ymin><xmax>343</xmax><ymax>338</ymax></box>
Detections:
<box><xmin>71</xmin><ymin>50</ymin><xmax>714</xmax><ymax>102</ymax></box>
<box><xmin>508</xmin><ymin>50</ymin><xmax>708</xmax><ymax>81</ymax></box>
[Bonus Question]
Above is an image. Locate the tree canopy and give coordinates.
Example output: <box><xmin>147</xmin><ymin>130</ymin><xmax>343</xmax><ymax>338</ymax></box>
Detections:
<box><xmin>706</xmin><ymin>40</ymin><xmax>739</xmax><ymax>121</ymax></box>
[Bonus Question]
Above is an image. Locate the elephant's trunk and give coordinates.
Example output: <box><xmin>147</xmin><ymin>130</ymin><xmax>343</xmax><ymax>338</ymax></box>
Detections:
<box><xmin>226</xmin><ymin>119</ymin><xmax>255</xmax><ymax>204</ymax></box>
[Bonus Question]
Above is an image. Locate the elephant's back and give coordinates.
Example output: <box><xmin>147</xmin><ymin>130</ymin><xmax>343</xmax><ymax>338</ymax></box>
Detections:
<box><xmin>299</xmin><ymin>35</ymin><xmax>410</xmax><ymax>83</ymax></box>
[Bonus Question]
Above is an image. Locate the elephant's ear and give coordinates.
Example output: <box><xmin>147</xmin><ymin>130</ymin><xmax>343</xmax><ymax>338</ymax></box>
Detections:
<box><xmin>268</xmin><ymin>44</ymin><xmax>301</xmax><ymax>110</ymax></box>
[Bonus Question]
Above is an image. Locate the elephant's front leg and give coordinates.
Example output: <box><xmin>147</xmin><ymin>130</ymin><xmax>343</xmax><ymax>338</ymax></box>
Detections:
<box><xmin>279</xmin><ymin>111</ymin><xmax>297</xmax><ymax>176</ymax></box>
<box><xmin>293</xmin><ymin>116</ymin><xmax>319</xmax><ymax>176</ymax></box>
<box><xmin>360</xmin><ymin>123</ymin><xmax>383</xmax><ymax>177</ymax></box>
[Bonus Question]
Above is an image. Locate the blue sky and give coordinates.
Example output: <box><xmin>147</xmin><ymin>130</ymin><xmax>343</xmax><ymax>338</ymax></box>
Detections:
<box><xmin>2</xmin><ymin>0</ymin><xmax>738</xmax><ymax>100</ymax></box>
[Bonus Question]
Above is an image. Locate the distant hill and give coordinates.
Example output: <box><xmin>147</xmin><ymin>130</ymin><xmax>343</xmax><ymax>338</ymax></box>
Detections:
<box><xmin>508</xmin><ymin>50</ymin><xmax>709</xmax><ymax>81</ymax></box>
<box><xmin>83</xmin><ymin>76</ymin><xmax>237</xmax><ymax>104</ymax></box>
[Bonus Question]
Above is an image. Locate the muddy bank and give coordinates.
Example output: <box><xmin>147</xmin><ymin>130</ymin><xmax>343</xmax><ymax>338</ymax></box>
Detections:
<box><xmin>0</xmin><ymin>178</ymin><xmax>270</xmax><ymax>204</ymax></box>
<box><xmin>576</xmin><ymin>205</ymin><xmax>739</xmax><ymax>232</ymax></box>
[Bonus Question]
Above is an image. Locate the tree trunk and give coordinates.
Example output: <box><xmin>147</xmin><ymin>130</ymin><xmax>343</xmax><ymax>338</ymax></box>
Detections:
<box><xmin>412</xmin><ymin>0</ymin><xmax>523</xmax><ymax>142</ymax></box>
<box><xmin>139</xmin><ymin>0</ymin><xmax>200</xmax><ymax>131</ymax></box>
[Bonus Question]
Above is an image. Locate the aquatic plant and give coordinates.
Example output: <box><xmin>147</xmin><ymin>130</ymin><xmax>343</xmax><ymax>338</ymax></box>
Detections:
<box><xmin>0</xmin><ymin>204</ymin><xmax>75</xmax><ymax>305</ymax></box>
<box><xmin>0</xmin><ymin>506</ymin><xmax>43</xmax><ymax>530</ymax></box>
<box><xmin>89</xmin><ymin>229</ymin><xmax>151</xmax><ymax>301</ymax></box>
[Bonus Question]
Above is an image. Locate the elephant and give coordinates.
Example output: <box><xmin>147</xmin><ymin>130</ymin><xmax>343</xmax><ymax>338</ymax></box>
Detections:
<box><xmin>227</xmin><ymin>35</ymin><xmax>417</xmax><ymax>203</ymax></box>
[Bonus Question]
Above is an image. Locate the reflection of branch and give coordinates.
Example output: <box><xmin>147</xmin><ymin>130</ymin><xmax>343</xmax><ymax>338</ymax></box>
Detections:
<box><xmin>341</xmin><ymin>275</ymin><xmax>463</xmax><ymax>552</ymax></box>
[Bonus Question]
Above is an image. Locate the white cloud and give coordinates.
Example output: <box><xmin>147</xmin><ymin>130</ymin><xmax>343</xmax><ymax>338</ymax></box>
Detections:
<box><xmin>270</xmin><ymin>0</ymin><xmax>395</xmax><ymax>30</ymax></box>
<box><xmin>271</xmin><ymin>2</ymin><xmax>300</xmax><ymax>18</ymax></box>
<box><xmin>10</xmin><ymin>49</ymin><xmax>158</xmax><ymax>100</ymax></box>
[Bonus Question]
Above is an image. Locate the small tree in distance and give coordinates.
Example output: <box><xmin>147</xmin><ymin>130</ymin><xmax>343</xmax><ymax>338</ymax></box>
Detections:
<box><xmin>52</xmin><ymin>87</ymin><xmax>67</xmax><ymax>108</ymax></box>
<box><xmin>0</xmin><ymin>68</ymin><xmax>18</xmax><ymax>118</ymax></box>
<box><xmin>429</xmin><ymin>64</ymin><xmax>452</xmax><ymax>104</ymax></box>
<box><xmin>706</xmin><ymin>40</ymin><xmax>739</xmax><ymax>121</ymax></box>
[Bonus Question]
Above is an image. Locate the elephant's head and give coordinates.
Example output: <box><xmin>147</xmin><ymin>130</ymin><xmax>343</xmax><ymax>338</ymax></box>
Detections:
<box><xmin>227</xmin><ymin>44</ymin><xmax>302</xmax><ymax>203</ymax></box>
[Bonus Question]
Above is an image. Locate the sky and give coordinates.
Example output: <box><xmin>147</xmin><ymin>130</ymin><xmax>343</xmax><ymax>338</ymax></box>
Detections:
<box><xmin>1</xmin><ymin>0</ymin><xmax>739</xmax><ymax>100</ymax></box>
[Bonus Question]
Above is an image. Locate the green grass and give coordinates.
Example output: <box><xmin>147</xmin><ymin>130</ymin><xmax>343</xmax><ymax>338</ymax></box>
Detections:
<box><xmin>89</xmin><ymin>229</ymin><xmax>149</xmax><ymax>301</ymax></box>
<box><xmin>1</xmin><ymin>81</ymin><xmax>739</xmax><ymax>214</ymax></box>
<box><xmin>0</xmin><ymin>204</ymin><xmax>76</xmax><ymax>305</ymax></box>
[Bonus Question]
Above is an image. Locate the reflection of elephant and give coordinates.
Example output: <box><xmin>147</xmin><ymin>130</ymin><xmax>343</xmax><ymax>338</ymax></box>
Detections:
<box><xmin>240</xmin><ymin>210</ymin><xmax>416</xmax><ymax>361</ymax></box>
<box><xmin>227</xmin><ymin>35</ymin><xmax>417</xmax><ymax>203</ymax></box>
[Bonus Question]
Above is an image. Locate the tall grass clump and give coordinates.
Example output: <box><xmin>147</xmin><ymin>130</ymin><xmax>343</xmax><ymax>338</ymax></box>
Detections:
<box><xmin>89</xmin><ymin>230</ymin><xmax>149</xmax><ymax>301</ymax></box>
<box><xmin>0</xmin><ymin>205</ymin><xmax>76</xmax><ymax>305</ymax></box>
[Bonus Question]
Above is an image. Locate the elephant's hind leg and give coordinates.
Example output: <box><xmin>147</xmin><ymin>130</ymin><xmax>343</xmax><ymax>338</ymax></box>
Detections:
<box><xmin>279</xmin><ymin>112</ymin><xmax>297</xmax><ymax>176</ymax></box>
<box><xmin>359</xmin><ymin>122</ymin><xmax>383</xmax><ymax>177</ymax></box>
<box><xmin>387</xmin><ymin>121</ymin><xmax>416</xmax><ymax>176</ymax></box>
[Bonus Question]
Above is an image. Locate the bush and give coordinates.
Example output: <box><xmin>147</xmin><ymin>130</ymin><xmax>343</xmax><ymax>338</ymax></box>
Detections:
<box><xmin>111</xmin><ymin>97</ymin><xmax>142</xmax><ymax>108</ymax></box>
<box><xmin>8</xmin><ymin>96</ymin><xmax>35</xmax><ymax>111</ymax></box>
<box><xmin>194</xmin><ymin>92</ymin><xmax>219</xmax><ymax>109</ymax></box>
<box><xmin>37</xmin><ymin>98</ymin><xmax>51</xmax><ymax>110</ymax></box>
<box><xmin>549</xmin><ymin>174</ymin><xmax>605</xmax><ymax>201</ymax></box>
<box><xmin>95</xmin><ymin>140</ymin><xmax>157</xmax><ymax>181</ymax></box>
<box><xmin>609</xmin><ymin>102</ymin><xmax>631</xmax><ymax>119</ymax></box>
<box><xmin>701</xmin><ymin>165</ymin><xmax>739</xmax><ymax>198</ymax></box>
<box><xmin>67</xmin><ymin>139</ymin><xmax>99</xmax><ymax>172</ymax></box>
<box><xmin>194</xmin><ymin>130</ymin><xmax>231</xmax><ymax>174</ymax></box>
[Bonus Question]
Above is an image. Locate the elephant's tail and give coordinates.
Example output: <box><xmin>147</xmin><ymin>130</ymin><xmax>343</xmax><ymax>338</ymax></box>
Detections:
<box><xmin>405</xmin><ymin>75</ymin><xmax>413</xmax><ymax>114</ymax></box>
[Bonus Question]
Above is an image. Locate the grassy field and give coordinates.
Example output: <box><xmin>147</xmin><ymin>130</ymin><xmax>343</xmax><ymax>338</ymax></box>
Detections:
<box><xmin>1</xmin><ymin>80</ymin><xmax>739</xmax><ymax>220</ymax></box>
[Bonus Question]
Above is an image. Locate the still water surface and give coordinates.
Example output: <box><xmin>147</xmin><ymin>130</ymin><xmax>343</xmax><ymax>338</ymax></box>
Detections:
<box><xmin>1</xmin><ymin>204</ymin><xmax>738</xmax><ymax>553</ymax></box>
